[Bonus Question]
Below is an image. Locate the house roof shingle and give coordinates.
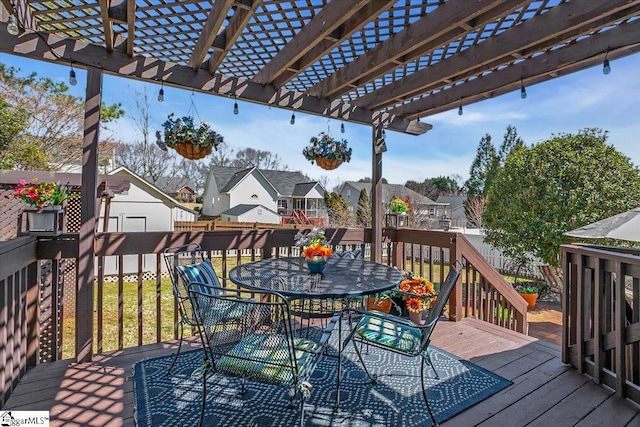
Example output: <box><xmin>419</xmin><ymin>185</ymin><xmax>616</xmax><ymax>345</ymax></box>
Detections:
<box><xmin>343</xmin><ymin>182</ymin><xmax>441</xmax><ymax>205</ymax></box>
<box><xmin>210</xmin><ymin>166</ymin><xmax>322</xmax><ymax>197</ymax></box>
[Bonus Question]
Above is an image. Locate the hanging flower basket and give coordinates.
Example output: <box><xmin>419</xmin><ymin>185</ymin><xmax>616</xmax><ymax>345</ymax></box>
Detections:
<box><xmin>156</xmin><ymin>114</ymin><xmax>223</xmax><ymax>160</ymax></box>
<box><xmin>172</xmin><ymin>143</ymin><xmax>212</xmax><ymax>160</ymax></box>
<box><xmin>315</xmin><ymin>157</ymin><xmax>343</xmax><ymax>170</ymax></box>
<box><xmin>303</xmin><ymin>132</ymin><xmax>352</xmax><ymax>170</ymax></box>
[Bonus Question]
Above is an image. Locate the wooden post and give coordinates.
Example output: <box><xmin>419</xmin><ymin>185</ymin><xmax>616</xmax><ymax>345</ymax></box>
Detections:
<box><xmin>370</xmin><ymin>124</ymin><xmax>385</xmax><ymax>263</ymax></box>
<box><xmin>76</xmin><ymin>66</ymin><xmax>102</xmax><ymax>363</ymax></box>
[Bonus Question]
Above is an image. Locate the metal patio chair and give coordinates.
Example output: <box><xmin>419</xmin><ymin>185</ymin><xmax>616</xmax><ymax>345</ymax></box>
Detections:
<box><xmin>163</xmin><ymin>243</ymin><xmax>224</xmax><ymax>374</ymax></box>
<box><xmin>336</xmin><ymin>260</ymin><xmax>463</xmax><ymax>426</ymax></box>
<box><xmin>189</xmin><ymin>285</ymin><xmax>339</xmax><ymax>427</ymax></box>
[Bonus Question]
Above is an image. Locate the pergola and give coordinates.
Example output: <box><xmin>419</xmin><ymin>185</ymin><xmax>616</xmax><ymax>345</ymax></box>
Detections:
<box><xmin>2</xmin><ymin>0</ymin><xmax>640</xmax><ymax>360</ymax></box>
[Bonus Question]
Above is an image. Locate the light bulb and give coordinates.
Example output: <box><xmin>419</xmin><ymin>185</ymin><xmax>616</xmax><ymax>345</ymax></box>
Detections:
<box><xmin>382</xmin><ymin>129</ymin><xmax>386</xmax><ymax>139</ymax></box>
<box><xmin>157</xmin><ymin>88</ymin><xmax>164</xmax><ymax>102</ymax></box>
<box><xmin>603</xmin><ymin>58</ymin><xmax>611</xmax><ymax>75</ymax></box>
<box><xmin>340</xmin><ymin>122</ymin><xmax>345</xmax><ymax>133</ymax></box>
<box><xmin>7</xmin><ymin>15</ymin><xmax>19</xmax><ymax>36</ymax></box>
<box><xmin>233</xmin><ymin>101</ymin><xmax>239</xmax><ymax>115</ymax></box>
<box><xmin>69</xmin><ymin>69</ymin><xmax>77</xmax><ymax>86</ymax></box>
<box><xmin>520</xmin><ymin>86</ymin><xmax>527</xmax><ymax>99</ymax></box>
<box><xmin>458</xmin><ymin>105</ymin><xmax>463</xmax><ymax>116</ymax></box>
<box><xmin>290</xmin><ymin>112</ymin><xmax>295</xmax><ymax>125</ymax></box>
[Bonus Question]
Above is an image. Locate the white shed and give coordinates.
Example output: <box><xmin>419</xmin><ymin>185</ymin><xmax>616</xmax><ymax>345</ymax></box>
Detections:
<box><xmin>99</xmin><ymin>167</ymin><xmax>198</xmax><ymax>274</ymax></box>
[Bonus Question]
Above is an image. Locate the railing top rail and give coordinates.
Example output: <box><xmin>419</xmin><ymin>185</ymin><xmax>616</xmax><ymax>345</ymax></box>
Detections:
<box><xmin>561</xmin><ymin>243</ymin><xmax>640</xmax><ymax>264</ymax></box>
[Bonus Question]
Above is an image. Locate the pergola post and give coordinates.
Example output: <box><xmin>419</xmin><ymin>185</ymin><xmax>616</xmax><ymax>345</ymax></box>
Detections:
<box><xmin>370</xmin><ymin>123</ymin><xmax>387</xmax><ymax>263</ymax></box>
<box><xmin>76</xmin><ymin>66</ymin><xmax>102</xmax><ymax>363</ymax></box>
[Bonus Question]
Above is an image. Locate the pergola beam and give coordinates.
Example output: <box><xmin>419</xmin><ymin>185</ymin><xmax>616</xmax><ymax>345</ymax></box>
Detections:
<box><xmin>252</xmin><ymin>0</ymin><xmax>369</xmax><ymax>86</ymax></box>
<box><xmin>188</xmin><ymin>0</ymin><xmax>234</xmax><ymax>71</ymax></box>
<box><xmin>207</xmin><ymin>0</ymin><xmax>262</xmax><ymax>74</ymax></box>
<box><xmin>361</xmin><ymin>0</ymin><xmax>640</xmax><ymax>111</ymax></box>
<box><xmin>98</xmin><ymin>0</ymin><xmax>114</xmax><ymax>52</ymax></box>
<box><xmin>271</xmin><ymin>0</ymin><xmax>395</xmax><ymax>89</ymax></box>
<box><xmin>309</xmin><ymin>0</ymin><xmax>528</xmax><ymax>99</ymax></box>
<box><xmin>0</xmin><ymin>30</ymin><xmax>429</xmax><ymax>135</ymax></box>
<box><xmin>394</xmin><ymin>19</ymin><xmax>640</xmax><ymax>119</ymax></box>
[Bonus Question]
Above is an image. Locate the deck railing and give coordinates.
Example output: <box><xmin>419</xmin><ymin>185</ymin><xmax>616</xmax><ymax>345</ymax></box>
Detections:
<box><xmin>390</xmin><ymin>228</ymin><xmax>527</xmax><ymax>332</ymax></box>
<box><xmin>1</xmin><ymin>227</ymin><xmax>528</xmax><ymax>406</ymax></box>
<box><xmin>0</xmin><ymin>237</ymin><xmax>39</xmax><ymax>407</ymax></box>
<box><xmin>561</xmin><ymin>243</ymin><xmax>640</xmax><ymax>406</ymax></box>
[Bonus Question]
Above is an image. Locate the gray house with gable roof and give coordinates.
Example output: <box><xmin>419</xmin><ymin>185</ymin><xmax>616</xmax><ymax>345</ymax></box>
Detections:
<box><xmin>202</xmin><ymin>166</ymin><xmax>328</xmax><ymax>225</ymax></box>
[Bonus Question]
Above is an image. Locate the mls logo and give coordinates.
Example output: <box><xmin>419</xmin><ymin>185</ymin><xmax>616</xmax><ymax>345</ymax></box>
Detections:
<box><xmin>0</xmin><ymin>411</ymin><xmax>15</xmax><ymax>427</ymax></box>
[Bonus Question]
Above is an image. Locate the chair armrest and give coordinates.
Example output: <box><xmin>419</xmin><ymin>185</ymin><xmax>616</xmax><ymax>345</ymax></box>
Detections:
<box><xmin>342</xmin><ymin>306</ymin><xmax>420</xmax><ymax>329</ymax></box>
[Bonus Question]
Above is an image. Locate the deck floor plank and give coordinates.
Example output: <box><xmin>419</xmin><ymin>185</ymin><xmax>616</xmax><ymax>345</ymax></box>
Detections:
<box><xmin>4</xmin><ymin>319</ymin><xmax>640</xmax><ymax>427</ymax></box>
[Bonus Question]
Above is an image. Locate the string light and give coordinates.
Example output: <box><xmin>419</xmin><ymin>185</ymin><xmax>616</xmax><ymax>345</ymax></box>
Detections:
<box><xmin>457</xmin><ymin>98</ymin><xmax>463</xmax><ymax>116</ymax></box>
<box><xmin>69</xmin><ymin>62</ymin><xmax>77</xmax><ymax>86</ymax></box>
<box><xmin>520</xmin><ymin>78</ymin><xmax>527</xmax><ymax>99</ymax></box>
<box><xmin>340</xmin><ymin>122</ymin><xmax>345</xmax><ymax>133</ymax></box>
<box><xmin>603</xmin><ymin>49</ymin><xmax>611</xmax><ymax>75</ymax></box>
<box><xmin>290</xmin><ymin>111</ymin><xmax>295</xmax><ymax>125</ymax></box>
<box><xmin>233</xmin><ymin>96</ymin><xmax>239</xmax><ymax>115</ymax></box>
<box><xmin>157</xmin><ymin>80</ymin><xmax>164</xmax><ymax>102</ymax></box>
<box><xmin>7</xmin><ymin>15</ymin><xmax>19</xmax><ymax>36</ymax></box>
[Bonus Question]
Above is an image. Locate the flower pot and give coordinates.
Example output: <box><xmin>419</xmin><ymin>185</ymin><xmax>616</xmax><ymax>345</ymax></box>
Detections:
<box><xmin>306</xmin><ymin>256</ymin><xmax>328</xmax><ymax>274</ymax></box>
<box><xmin>366</xmin><ymin>297</ymin><xmax>392</xmax><ymax>313</ymax></box>
<box><xmin>315</xmin><ymin>157</ymin><xmax>343</xmax><ymax>170</ymax></box>
<box><xmin>25</xmin><ymin>206</ymin><xmax>64</xmax><ymax>236</ymax></box>
<box><xmin>409</xmin><ymin>310</ymin><xmax>425</xmax><ymax>325</ymax></box>
<box><xmin>519</xmin><ymin>292</ymin><xmax>538</xmax><ymax>310</ymax></box>
<box><xmin>172</xmin><ymin>143</ymin><xmax>212</xmax><ymax>160</ymax></box>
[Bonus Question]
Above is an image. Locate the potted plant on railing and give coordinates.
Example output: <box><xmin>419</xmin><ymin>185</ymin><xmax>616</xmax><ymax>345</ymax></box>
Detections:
<box><xmin>302</xmin><ymin>132</ymin><xmax>352</xmax><ymax>170</ymax></box>
<box><xmin>6</xmin><ymin>178</ymin><xmax>73</xmax><ymax>235</ymax></box>
<box><xmin>155</xmin><ymin>114</ymin><xmax>223</xmax><ymax>160</ymax></box>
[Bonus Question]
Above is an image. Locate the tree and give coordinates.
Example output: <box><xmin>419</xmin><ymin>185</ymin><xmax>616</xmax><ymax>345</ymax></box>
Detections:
<box><xmin>0</xmin><ymin>64</ymin><xmax>123</xmax><ymax>170</ymax></box>
<box><xmin>483</xmin><ymin>128</ymin><xmax>640</xmax><ymax>266</ymax></box>
<box><xmin>465</xmin><ymin>195</ymin><xmax>487</xmax><ymax>228</ymax></box>
<box><xmin>465</xmin><ymin>133</ymin><xmax>499</xmax><ymax>198</ymax></box>
<box><xmin>324</xmin><ymin>191</ymin><xmax>352</xmax><ymax>226</ymax></box>
<box><xmin>231</xmin><ymin>147</ymin><xmax>288</xmax><ymax>170</ymax></box>
<box><xmin>406</xmin><ymin>176</ymin><xmax>461</xmax><ymax>200</ymax></box>
<box><xmin>356</xmin><ymin>188</ymin><xmax>370</xmax><ymax>227</ymax></box>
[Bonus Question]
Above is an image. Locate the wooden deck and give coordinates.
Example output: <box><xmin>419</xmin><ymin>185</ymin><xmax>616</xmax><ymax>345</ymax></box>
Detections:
<box><xmin>4</xmin><ymin>318</ymin><xmax>640</xmax><ymax>427</ymax></box>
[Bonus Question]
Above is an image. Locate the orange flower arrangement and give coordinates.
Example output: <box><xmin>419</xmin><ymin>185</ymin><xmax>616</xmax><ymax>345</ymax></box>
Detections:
<box><xmin>302</xmin><ymin>242</ymin><xmax>333</xmax><ymax>259</ymax></box>
<box><xmin>399</xmin><ymin>275</ymin><xmax>436</xmax><ymax>313</ymax></box>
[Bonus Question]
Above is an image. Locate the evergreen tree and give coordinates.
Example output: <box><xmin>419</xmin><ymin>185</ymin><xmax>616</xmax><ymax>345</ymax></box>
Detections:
<box><xmin>465</xmin><ymin>133</ymin><xmax>499</xmax><ymax>198</ymax></box>
<box><xmin>356</xmin><ymin>188</ymin><xmax>370</xmax><ymax>227</ymax></box>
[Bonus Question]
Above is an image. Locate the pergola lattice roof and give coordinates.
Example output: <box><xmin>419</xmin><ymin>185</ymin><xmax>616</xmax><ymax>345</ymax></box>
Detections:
<box><xmin>1</xmin><ymin>0</ymin><xmax>640</xmax><ymax>135</ymax></box>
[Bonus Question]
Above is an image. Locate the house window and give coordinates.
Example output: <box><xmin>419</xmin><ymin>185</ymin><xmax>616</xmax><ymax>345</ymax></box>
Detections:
<box><xmin>278</xmin><ymin>200</ymin><xmax>288</xmax><ymax>209</ymax></box>
<box><xmin>251</xmin><ymin>194</ymin><xmax>258</xmax><ymax>199</ymax></box>
<box><xmin>347</xmin><ymin>189</ymin><xmax>351</xmax><ymax>199</ymax></box>
<box><xmin>258</xmin><ymin>208</ymin><xmax>263</xmax><ymax>214</ymax></box>
<box><xmin>180</xmin><ymin>192</ymin><xmax>191</xmax><ymax>202</ymax></box>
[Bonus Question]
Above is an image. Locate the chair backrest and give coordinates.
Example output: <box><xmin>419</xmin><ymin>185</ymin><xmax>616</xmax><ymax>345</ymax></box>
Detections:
<box><xmin>419</xmin><ymin>259</ymin><xmax>463</xmax><ymax>348</ymax></box>
<box><xmin>189</xmin><ymin>286</ymin><xmax>303</xmax><ymax>388</ymax></box>
<box><xmin>163</xmin><ymin>243</ymin><xmax>221</xmax><ymax>323</ymax></box>
<box><xmin>332</xmin><ymin>242</ymin><xmax>364</xmax><ymax>259</ymax></box>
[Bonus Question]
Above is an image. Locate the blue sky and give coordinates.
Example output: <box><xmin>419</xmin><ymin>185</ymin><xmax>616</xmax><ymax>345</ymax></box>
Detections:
<box><xmin>1</xmin><ymin>51</ymin><xmax>639</xmax><ymax>190</ymax></box>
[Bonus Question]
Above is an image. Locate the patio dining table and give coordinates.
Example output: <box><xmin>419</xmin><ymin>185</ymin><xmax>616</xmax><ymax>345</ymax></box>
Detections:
<box><xmin>228</xmin><ymin>256</ymin><xmax>402</xmax><ymax>301</ymax></box>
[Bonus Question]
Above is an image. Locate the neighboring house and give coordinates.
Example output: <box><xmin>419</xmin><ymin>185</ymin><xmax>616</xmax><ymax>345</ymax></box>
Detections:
<box><xmin>220</xmin><ymin>204</ymin><xmax>281</xmax><ymax>223</ymax></box>
<box><xmin>154</xmin><ymin>176</ymin><xmax>199</xmax><ymax>203</ymax></box>
<box><xmin>437</xmin><ymin>195</ymin><xmax>468</xmax><ymax>221</ymax></box>
<box><xmin>338</xmin><ymin>182</ymin><xmax>448</xmax><ymax>218</ymax></box>
<box><xmin>202</xmin><ymin>166</ymin><xmax>327</xmax><ymax>225</ymax></box>
<box><xmin>104</xmin><ymin>167</ymin><xmax>199</xmax><ymax>274</ymax></box>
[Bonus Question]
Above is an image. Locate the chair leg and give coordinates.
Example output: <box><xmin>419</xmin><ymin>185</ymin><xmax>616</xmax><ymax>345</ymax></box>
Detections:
<box><xmin>335</xmin><ymin>319</ymin><xmax>343</xmax><ymax>411</ymax></box>
<box><xmin>299</xmin><ymin>395</ymin><xmax>305</xmax><ymax>427</ymax></box>
<box><xmin>420</xmin><ymin>358</ymin><xmax>438</xmax><ymax>426</ymax></box>
<box><xmin>167</xmin><ymin>321</ymin><xmax>185</xmax><ymax>375</ymax></box>
<box><xmin>199</xmin><ymin>363</ymin><xmax>207</xmax><ymax>427</ymax></box>
<box><xmin>425</xmin><ymin>349</ymin><xmax>439</xmax><ymax>379</ymax></box>
<box><xmin>349</xmin><ymin>338</ymin><xmax>377</xmax><ymax>383</ymax></box>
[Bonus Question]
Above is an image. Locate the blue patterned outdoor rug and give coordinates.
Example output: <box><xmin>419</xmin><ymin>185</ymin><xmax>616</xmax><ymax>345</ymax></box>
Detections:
<box><xmin>133</xmin><ymin>343</ymin><xmax>511</xmax><ymax>427</ymax></box>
